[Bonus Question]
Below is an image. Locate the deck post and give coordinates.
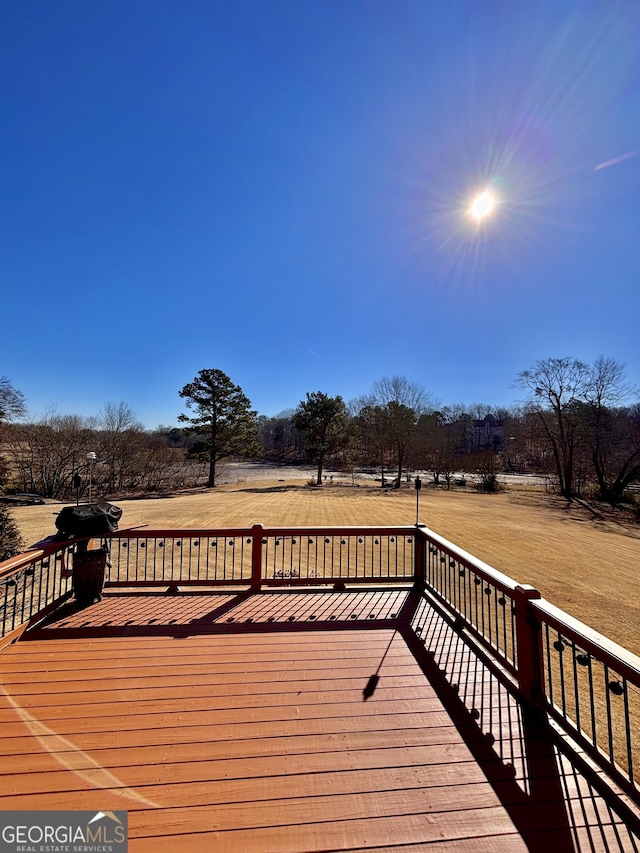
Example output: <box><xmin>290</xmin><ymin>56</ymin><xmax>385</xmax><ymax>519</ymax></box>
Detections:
<box><xmin>514</xmin><ymin>583</ymin><xmax>544</xmax><ymax>705</ymax></box>
<box><xmin>413</xmin><ymin>528</ymin><xmax>426</xmax><ymax>587</ymax></box>
<box><xmin>251</xmin><ymin>524</ymin><xmax>264</xmax><ymax>591</ymax></box>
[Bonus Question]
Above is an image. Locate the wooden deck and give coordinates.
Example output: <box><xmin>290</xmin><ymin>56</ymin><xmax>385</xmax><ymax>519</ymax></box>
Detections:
<box><xmin>1</xmin><ymin>587</ymin><xmax>639</xmax><ymax>852</ymax></box>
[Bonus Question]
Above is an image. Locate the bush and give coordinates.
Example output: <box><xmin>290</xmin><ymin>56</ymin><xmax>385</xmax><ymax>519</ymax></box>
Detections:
<box><xmin>468</xmin><ymin>451</ymin><xmax>502</xmax><ymax>494</ymax></box>
<box><xmin>475</xmin><ymin>474</ymin><xmax>501</xmax><ymax>493</ymax></box>
<box><xmin>0</xmin><ymin>503</ymin><xmax>24</xmax><ymax>562</ymax></box>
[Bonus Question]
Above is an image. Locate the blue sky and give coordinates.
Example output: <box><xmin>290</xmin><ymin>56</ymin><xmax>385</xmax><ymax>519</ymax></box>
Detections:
<box><xmin>2</xmin><ymin>0</ymin><xmax>639</xmax><ymax>428</ymax></box>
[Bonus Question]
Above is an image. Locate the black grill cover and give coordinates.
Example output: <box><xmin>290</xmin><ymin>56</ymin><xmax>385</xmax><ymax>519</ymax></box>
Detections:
<box><xmin>55</xmin><ymin>502</ymin><xmax>122</xmax><ymax>537</ymax></box>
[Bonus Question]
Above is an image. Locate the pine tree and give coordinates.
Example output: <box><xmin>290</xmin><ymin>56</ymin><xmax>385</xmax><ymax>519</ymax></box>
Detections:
<box><xmin>0</xmin><ymin>376</ymin><xmax>26</xmax><ymax>560</ymax></box>
<box><xmin>292</xmin><ymin>392</ymin><xmax>349</xmax><ymax>485</ymax></box>
<box><xmin>0</xmin><ymin>503</ymin><xmax>23</xmax><ymax>561</ymax></box>
<box><xmin>178</xmin><ymin>369</ymin><xmax>259</xmax><ymax>488</ymax></box>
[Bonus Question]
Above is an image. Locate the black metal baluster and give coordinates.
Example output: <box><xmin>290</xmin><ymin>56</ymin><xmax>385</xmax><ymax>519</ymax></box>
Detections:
<box><xmin>623</xmin><ymin>677</ymin><xmax>634</xmax><ymax>785</ymax></box>
<box><xmin>604</xmin><ymin>663</ymin><xmax>615</xmax><ymax>764</ymax></box>
<box><xmin>571</xmin><ymin>641</ymin><xmax>581</xmax><ymax>733</ymax></box>
<box><xmin>544</xmin><ymin>624</ymin><xmax>554</xmax><ymax>708</ymax></box>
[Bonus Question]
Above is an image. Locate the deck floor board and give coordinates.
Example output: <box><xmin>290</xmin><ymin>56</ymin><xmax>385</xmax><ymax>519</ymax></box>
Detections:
<box><xmin>1</xmin><ymin>588</ymin><xmax>638</xmax><ymax>851</ymax></box>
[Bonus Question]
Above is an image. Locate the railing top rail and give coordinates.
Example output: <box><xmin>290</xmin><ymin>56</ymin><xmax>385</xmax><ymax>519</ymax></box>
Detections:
<box><xmin>0</xmin><ymin>549</ymin><xmax>48</xmax><ymax>579</ymax></box>
<box><xmin>255</xmin><ymin>525</ymin><xmax>419</xmax><ymax>537</ymax></box>
<box><xmin>107</xmin><ymin>527</ymin><xmax>253</xmax><ymax>538</ymax></box>
<box><xmin>0</xmin><ymin>534</ymin><xmax>77</xmax><ymax>580</ymax></box>
<box><xmin>531</xmin><ymin>596</ymin><xmax>640</xmax><ymax>684</ymax></box>
<box><xmin>416</xmin><ymin>525</ymin><xmax>522</xmax><ymax>594</ymax></box>
<box><xmin>104</xmin><ymin>525</ymin><xmax>420</xmax><ymax>538</ymax></box>
<box><xmin>0</xmin><ymin>524</ymin><xmax>152</xmax><ymax>580</ymax></box>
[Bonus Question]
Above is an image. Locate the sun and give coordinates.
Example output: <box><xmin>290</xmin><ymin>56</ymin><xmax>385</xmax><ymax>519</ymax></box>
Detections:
<box><xmin>469</xmin><ymin>189</ymin><xmax>496</xmax><ymax>220</ymax></box>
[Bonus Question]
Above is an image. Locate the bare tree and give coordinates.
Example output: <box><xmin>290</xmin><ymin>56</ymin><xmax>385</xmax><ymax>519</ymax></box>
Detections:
<box><xmin>467</xmin><ymin>403</ymin><xmax>495</xmax><ymax>420</ymax></box>
<box><xmin>467</xmin><ymin>451</ymin><xmax>502</xmax><ymax>492</ymax></box>
<box><xmin>97</xmin><ymin>402</ymin><xmax>145</xmax><ymax>493</ymax></box>
<box><xmin>0</xmin><ymin>376</ymin><xmax>26</xmax><ymax>424</ymax></box>
<box><xmin>517</xmin><ymin>356</ymin><xmax>640</xmax><ymax>502</ymax></box>
<box><xmin>586</xmin><ymin>357</ymin><xmax>637</xmax><ymax>410</ymax></box>
<box><xmin>416</xmin><ymin>412</ymin><xmax>458</xmax><ymax>488</ymax></box>
<box><xmin>366</xmin><ymin>376</ymin><xmax>434</xmax><ymax>488</ymax></box>
<box><xmin>517</xmin><ymin>358</ymin><xmax>590</xmax><ymax>499</ymax></box>
<box><xmin>584</xmin><ymin>358</ymin><xmax>640</xmax><ymax>504</ymax></box>
<box><xmin>8</xmin><ymin>411</ymin><xmax>95</xmax><ymax>499</ymax></box>
<box><xmin>354</xmin><ymin>403</ymin><xmax>393</xmax><ymax>485</ymax></box>
<box><xmin>369</xmin><ymin>376</ymin><xmax>431</xmax><ymax>413</ymax></box>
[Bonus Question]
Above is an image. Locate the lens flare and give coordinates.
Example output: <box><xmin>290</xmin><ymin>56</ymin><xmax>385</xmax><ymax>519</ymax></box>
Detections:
<box><xmin>470</xmin><ymin>190</ymin><xmax>496</xmax><ymax>220</ymax></box>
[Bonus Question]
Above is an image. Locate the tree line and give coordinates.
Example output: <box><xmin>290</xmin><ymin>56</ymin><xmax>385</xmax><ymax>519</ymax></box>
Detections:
<box><xmin>1</xmin><ymin>358</ymin><xmax>639</xmax><ymax>513</ymax></box>
<box><xmin>0</xmin><ymin>404</ymin><xmax>204</xmax><ymax>504</ymax></box>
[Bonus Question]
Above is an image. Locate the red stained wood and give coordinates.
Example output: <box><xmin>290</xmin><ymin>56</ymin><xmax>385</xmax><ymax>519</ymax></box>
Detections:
<box><xmin>1</xmin><ymin>589</ymin><xmax>637</xmax><ymax>851</ymax></box>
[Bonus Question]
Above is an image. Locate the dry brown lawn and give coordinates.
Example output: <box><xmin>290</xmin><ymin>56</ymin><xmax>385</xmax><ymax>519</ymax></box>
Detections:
<box><xmin>10</xmin><ymin>480</ymin><xmax>640</xmax><ymax>655</ymax></box>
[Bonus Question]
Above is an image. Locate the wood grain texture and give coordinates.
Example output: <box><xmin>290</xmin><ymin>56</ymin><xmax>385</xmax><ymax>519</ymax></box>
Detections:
<box><xmin>1</xmin><ymin>588</ymin><xmax>638</xmax><ymax>851</ymax></box>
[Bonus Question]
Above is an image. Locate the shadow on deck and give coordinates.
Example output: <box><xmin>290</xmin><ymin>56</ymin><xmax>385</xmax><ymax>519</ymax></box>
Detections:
<box><xmin>1</xmin><ymin>586</ymin><xmax>639</xmax><ymax>852</ymax></box>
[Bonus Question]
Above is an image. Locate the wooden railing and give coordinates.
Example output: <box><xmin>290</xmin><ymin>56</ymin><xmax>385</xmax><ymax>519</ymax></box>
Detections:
<box><xmin>530</xmin><ymin>596</ymin><xmax>640</xmax><ymax>803</ymax></box>
<box><xmin>102</xmin><ymin>525</ymin><xmax>417</xmax><ymax>589</ymax></box>
<box><xmin>106</xmin><ymin>528</ymin><xmax>254</xmax><ymax>587</ymax></box>
<box><xmin>0</xmin><ymin>539</ymin><xmax>75</xmax><ymax>647</ymax></box>
<box><xmin>1</xmin><ymin>521</ymin><xmax>638</xmax><ymax>806</ymax></box>
<box><xmin>418</xmin><ymin>527</ymin><xmax>521</xmax><ymax>679</ymax></box>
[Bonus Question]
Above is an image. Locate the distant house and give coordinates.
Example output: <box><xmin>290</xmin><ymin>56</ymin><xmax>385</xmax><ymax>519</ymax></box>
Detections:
<box><xmin>472</xmin><ymin>416</ymin><xmax>503</xmax><ymax>453</ymax></box>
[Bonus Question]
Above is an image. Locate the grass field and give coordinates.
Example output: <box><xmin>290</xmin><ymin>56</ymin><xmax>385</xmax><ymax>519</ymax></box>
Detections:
<box><xmin>10</xmin><ymin>479</ymin><xmax>640</xmax><ymax>655</ymax></box>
